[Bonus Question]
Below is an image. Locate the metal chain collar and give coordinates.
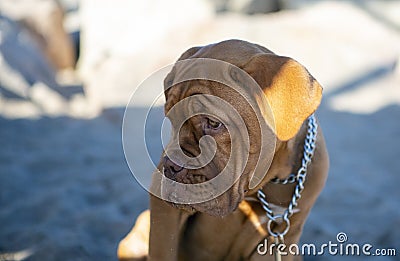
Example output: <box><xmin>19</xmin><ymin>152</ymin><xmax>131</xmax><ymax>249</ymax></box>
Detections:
<box><xmin>257</xmin><ymin>114</ymin><xmax>318</xmax><ymax>239</ymax></box>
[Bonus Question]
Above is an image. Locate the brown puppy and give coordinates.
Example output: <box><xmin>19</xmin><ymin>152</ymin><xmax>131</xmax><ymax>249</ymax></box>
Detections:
<box><xmin>118</xmin><ymin>40</ymin><xmax>329</xmax><ymax>261</ymax></box>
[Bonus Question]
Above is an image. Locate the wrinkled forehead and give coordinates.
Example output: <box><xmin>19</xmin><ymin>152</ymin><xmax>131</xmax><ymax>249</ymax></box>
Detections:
<box><xmin>164</xmin><ymin>58</ymin><xmax>274</xmax><ymax>134</ymax></box>
<box><xmin>165</xmin><ymin>58</ymin><xmax>249</xmax><ymax>91</ymax></box>
<box><xmin>164</xmin><ymin>58</ymin><xmax>273</xmax><ymax>125</ymax></box>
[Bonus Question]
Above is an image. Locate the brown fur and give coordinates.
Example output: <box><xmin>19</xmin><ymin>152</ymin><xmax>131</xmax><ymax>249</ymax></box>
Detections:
<box><xmin>118</xmin><ymin>40</ymin><xmax>329</xmax><ymax>261</ymax></box>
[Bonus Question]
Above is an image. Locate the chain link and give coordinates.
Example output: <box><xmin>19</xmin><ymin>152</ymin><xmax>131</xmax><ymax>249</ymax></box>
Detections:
<box><xmin>269</xmin><ymin>173</ymin><xmax>297</xmax><ymax>184</ymax></box>
<box><xmin>257</xmin><ymin>114</ymin><xmax>318</xmax><ymax>238</ymax></box>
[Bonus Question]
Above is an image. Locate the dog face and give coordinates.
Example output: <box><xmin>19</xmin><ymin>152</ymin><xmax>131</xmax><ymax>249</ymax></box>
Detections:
<box><xmin>162</xmin><ymin>79</ymin><xmax>265</xmax><ymax>216</ymax></box>
<box><xmin>159</xmin><ymin>40</ymin><xmax>323</xmax><ymax>217</ymax></box>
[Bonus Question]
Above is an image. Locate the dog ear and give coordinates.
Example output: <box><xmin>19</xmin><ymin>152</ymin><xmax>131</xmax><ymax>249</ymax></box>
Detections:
<box><xmin>177</xmin><ymin>46</ymin><xmax>202</xmax><ymax>61</ymax></box>
<box><xmin>244</xmin><ymin>54</ymin><xmax>322</xmax><ymax>141</ymax></box>
<box><xmin>163</xmin><ymin>47</ymin><xmax>202</xmax><ymax>102</ymax></box>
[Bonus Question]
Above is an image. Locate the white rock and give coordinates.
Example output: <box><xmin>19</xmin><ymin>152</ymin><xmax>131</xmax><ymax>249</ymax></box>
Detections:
<box><xmin>29</xmin><ymin>82</ymin><xmax>68</xmax><ymax>116</ymax></box>
<box><xmin>0</xmin><ymin>52</ymin><xmax>30</xmax><ymax>99</ymax></box>
<box><xmin>0</xmin><ymin>95</ymin><xmax>41</xmax><ymax>119</ymax></box>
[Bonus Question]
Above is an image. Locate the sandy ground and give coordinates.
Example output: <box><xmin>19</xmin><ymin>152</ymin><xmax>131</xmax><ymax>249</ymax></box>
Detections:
<box><xmin>1</xmin><ymin>1</ymin><xmax>400</xmax><ymax>260</ymax></box>
<box><xmin>0</xmin><ymin>108</ymin><xmax>148</xmax><ymax>260</ymax></box>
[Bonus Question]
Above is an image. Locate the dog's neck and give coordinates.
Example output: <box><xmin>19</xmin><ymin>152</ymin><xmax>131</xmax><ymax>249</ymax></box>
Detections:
<box><xmin>247</xmin><ymin>119</ymin><xmax>308</xmax><ymax>195</ymax></box>
<box><xmin>270</xmin><ymin>120</ymin><xmax>308</xmax><ymax>180</ymax></box>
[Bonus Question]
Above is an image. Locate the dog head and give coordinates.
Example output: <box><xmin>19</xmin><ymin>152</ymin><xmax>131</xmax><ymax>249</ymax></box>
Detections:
<box><xmin>159</xmin><ymin>39</ymin><xmax>322</xmax><ymax>216</ymax></box>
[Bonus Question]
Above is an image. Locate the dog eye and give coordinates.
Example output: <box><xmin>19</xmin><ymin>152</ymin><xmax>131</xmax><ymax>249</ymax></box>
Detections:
<box><xmin>207</xmin><ymin>118</ymin><xmax>223</xmax><ymax>129</ymax></box>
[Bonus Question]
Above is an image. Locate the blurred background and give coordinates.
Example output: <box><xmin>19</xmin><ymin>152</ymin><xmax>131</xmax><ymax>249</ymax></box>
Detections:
<box><xmin>0</xmin><ymin>0</ymin><xmax>399</xmax><ymax>260</ymax></box>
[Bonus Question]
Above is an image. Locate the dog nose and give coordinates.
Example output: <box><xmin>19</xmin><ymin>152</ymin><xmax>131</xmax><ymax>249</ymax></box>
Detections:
<box><xmin>164</xmin><ymin>157</ymin><xmax>184</xmax><ymax>178</ymax></box>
